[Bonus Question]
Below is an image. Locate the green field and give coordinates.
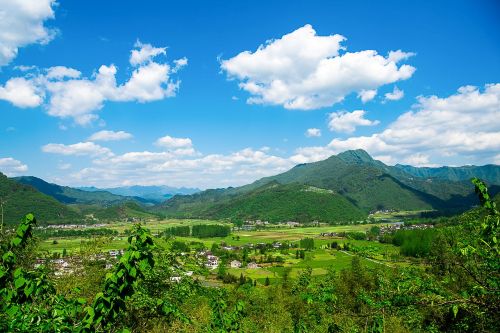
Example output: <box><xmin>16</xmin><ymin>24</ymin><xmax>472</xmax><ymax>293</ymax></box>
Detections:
<box><xmin>38</xmin><ymin>219</ymin><xmax>404</xmax><ymax>281</ymax></box>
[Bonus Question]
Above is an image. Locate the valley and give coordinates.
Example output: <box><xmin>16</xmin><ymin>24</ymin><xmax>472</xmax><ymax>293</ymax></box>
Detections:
<box><xmin>1</xmin><ymin>150</ymin><xmax>499</xmax><ymax>332</ymax></box>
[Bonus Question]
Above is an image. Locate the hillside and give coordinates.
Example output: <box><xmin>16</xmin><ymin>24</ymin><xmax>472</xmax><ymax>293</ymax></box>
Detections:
<box><xmin>208</xmin><ymin>182</ymin><xmax>366</xmax><ymax>223</ymax></box>
<box><xmin>394</xmin><ymin>164</ymin><xmax>500</xmax><ymax>185</ymax></box>
<box><xmin>13</xmin><ymin>176</ymin><xmax>154</xmax><ymax>205</ymax></box>
<box><xmin>0</xmin><ymin>173</ymin><xmax>82</xmax><ymax>225</ymax></box>
<box><xmin>79</xmin><ymin>202</ymin><xmax>162</xmax><ymax>222</ymax></box>
<box><xmin>159</xmin><ymin>150</ymin><xmax>497</xmax><ymax>220</ymax></box>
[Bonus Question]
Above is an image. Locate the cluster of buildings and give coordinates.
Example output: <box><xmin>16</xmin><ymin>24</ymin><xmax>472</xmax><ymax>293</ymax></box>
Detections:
<box><xmin>38</xmin><ymin>223</ymin><xmax>107</xmax><ymax>230</ymax></box>
<box><xmin>199</xmin><ymin>251</ymin><xmax>260</xmax><ymax>270</ymax></box>
<box><xmin>379</xmin><ymin>222</ymin><xmax>434</xmax><ymax>235</ymax></box>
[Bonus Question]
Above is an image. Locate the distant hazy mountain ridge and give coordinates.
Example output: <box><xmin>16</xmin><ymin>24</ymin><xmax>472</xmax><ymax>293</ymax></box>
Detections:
<box><xmin>78</xmin><ymin>185</ymin><xmax>200</xmax><ymax>203</ymax></box>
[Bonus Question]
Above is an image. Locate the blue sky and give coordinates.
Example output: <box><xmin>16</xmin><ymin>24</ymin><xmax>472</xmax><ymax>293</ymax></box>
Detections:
<box><xmin>0</xmin><ymin>0</ymin><xmax>499</xmax><ymax>189</ymax></box>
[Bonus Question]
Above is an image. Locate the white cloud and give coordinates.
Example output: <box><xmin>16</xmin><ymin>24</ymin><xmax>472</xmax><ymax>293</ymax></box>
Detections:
<box><xmin>0</xmin><ymin>42</ymin><xmax>187</xmax><ymax>125</ymax></box>
<box><xmin>0</xmin><ymin>157</ymin><xmax>28</xmax><ymax>176</ymax></box>
<box><xmin>384</xmin><ymin>86</ymin><xmax>404</xmax><ymax>101</ymax></box>
<box><xmin>294</xmin><ymin>84</ymin><xmax>500</xmax><ymax>166</ymax></box>
<box><xmin>221</xmin><ymin>24</ymin><xmax>415</xmax><ymax>110</ymax></box>
<box><xmin>66</xmin><ymin>147</ymin><xmax>293</xmax><ymax>189</ymax></box>
<box><xmin>172</xmin><ymin>57</ymin><xmax>188</xmax><ymax>72</ymax></box>
<box><xmin>42</xmin><ymin>142</ymin><xmax>113</xmax><ymax>157</ymax></box>
<box><xmin>328</xmin><ymin>110</ymin><xmax>380</xmax><ymax>133</ymax></box>
<box><xmin>46</xmin><ymin>66</ymin><xmax>81</xmax><ymax>80</ymax></box>
<box><xmin>155</xmin><ymin>135</ymin><xmax>193</xmax><ymax>149</ymax></box>
<box><xmin>401</xmin><ymin>153</ymin><xmax>437</xmax><ymax>167</ymax></box>
<box><xmin>305</xmin><ymin>128</ymin><xmax>321</xmax><ymax>137</ymax></box>
<box><xmin>0</xmin><ymin>0</ymin><xmax>57</xmax><ymax>67</ymax></box>
<box><xmin>88</xmin><ymin>130</ymin><xmax>133</xmax><ymax>142</ymax></box>
<box><xmin>155</xmin><ymin>135</ymin><xmax>197</xmax><ymax>156</ymax></box>
<box><xmin>358</xmin><ymin>89</ymin><xmax>377</xmax><ymax>103</ymax></box>
<box><xmin>0</xmin><ymin>77</ymin><xmax>43</xmax><ymax>107</ymax></box>
<box><xmin>129</xmin><ymin>40</ymin><xmax>166</xmax><ymax>66</ymax></box>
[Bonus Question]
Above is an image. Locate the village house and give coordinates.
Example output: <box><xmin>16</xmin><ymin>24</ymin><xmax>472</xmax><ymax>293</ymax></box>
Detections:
<box><xmin>170</xmin><ymin>276</ymin><xmax>182</xmax><ymax>283</ymax></box>
<box><xmin>206</xmin><ymin>255</ymin><xmax>219</xmax><ymax>269</ymax></box>
<box><xmin>247</xmin><ymin>262</ymin><xmax>258</xmax><ymax>269</ymax></box>
<box><xmin>230</xmin><ymin>260</ymin><xmax>242</xmax><ymax>268</ymax></box>
<box><xmin>286</xmin><ymin>221</ymin><xmax>301</xmax><ymax>227</ymax></box>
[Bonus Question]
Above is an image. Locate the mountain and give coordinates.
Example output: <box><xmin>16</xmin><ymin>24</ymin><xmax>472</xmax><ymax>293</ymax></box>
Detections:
<box><xmin>13</xmin><ymin>176</ymin><xmax>153</xmax><ymax>206</ymax></box>
<box><xmin>158</xmin><ymin>150</ymin><xmax>499</xmax><ymax>222</ymax></box>
<box><xmin>394</xmin><ymin>164</ymin><xmax>500</xmax><ymax>185</ymax></box>
<box><xmin>162</xmin><ymin>182</ymin><xmax>366</xmax><ymax>223</ymax></box>
<box><xmin>0</xmin><ymin>173</ymin><xmax>82</xmax><ymax>225</ymax></box>
<box><xmin>78</xmin><ymin>185</ymin><xmax>200</xmax><ymax>203</ymax></box>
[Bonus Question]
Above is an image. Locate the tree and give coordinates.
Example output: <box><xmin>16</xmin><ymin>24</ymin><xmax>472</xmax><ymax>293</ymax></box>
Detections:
<box><xmin>265</xmin><ymin>277</ymin><xmax>270</xmax><ymax>286</ymax></box>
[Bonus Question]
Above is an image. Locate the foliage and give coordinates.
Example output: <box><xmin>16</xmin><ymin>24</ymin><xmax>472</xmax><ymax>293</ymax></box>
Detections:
<box><xmin>299</xmin><ymin>238</ymin><xmax>315</xmax><ymax>251</ymax></box>
<box><xmin>392</xmin><ymin>228</ymin><xmax>439</xmax><ymax>257</ymax></box>
<box><xmin>36</xmin><ymin>227</ymin><xmax>118</xmax><ymax>239</ymax></box>
<box><xmin>164</xmin><ymin>225</ymin><xmax>190</xmax><ymax>237</ymax></box>
<box><xmin>0</xmin><ymin>172</ymin><xmax>82</xmax><ymax>225</ymax></box>
<box><xmin>192</xmin><ymin>224</ymin><xmax>231</xmax><ymax>238</ymax></box>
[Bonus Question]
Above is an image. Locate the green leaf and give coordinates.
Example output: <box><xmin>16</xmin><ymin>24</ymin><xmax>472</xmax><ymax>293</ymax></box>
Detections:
<box><xmin>24</xmin><ymin>283</ymin><xmax>34</xmax><ymax>297</ymax></box>
<box><xmin>11</xmin><ymin>237</ymin><xmax>22</xmax><ymax>247</ymax></box>
<box><xmin>452</xmin><ymin>304</ymin><xmax>459</xmax><ymax>318</ymax></box>
<box><xmin>14</xmin><ymin>277</ymin><xmax>26</xmax><ymax>289</ymax></box>
<box><xmin>6</xmin><ymin>305</ymin><xmax>19</xmax><ymax>317</ymax></box>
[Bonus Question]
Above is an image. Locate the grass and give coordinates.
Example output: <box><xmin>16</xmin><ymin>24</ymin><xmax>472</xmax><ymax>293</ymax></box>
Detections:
<box><xmin>227</xmin><ymin>249</ymin><xmax>382</xmax><ymax>284</ymax></box>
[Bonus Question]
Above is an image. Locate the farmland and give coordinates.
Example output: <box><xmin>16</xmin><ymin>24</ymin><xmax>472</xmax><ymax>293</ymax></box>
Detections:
<box><xmin>37</xmin><ymin>218</ymin><xmax>406</xmax><ymax>284</ymax></box>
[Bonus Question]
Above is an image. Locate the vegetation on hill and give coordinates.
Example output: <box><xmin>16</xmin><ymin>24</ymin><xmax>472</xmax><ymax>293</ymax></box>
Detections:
<box><xmin>162</xmin><ymin>182</ymin><xmax>366</xmax><ymax>223</ymax></box>
<box><xmin>159</xmin><ymin>150</ymin><xmax>493</xmax><ymax>220</ymax></box>
<box><xmin>394</xmin><ymin>163</ymin><xmax>500</xmax><ymax>185</ymax></box>
<box><xmin>0</xmin><ymin>173</ymin><xmax>81</xmax><ymax>225</ymax></box>
<box><xmin>83</xmin><ymin>202</ymin><xmax>162</xmax><ymax>221</ymax></box>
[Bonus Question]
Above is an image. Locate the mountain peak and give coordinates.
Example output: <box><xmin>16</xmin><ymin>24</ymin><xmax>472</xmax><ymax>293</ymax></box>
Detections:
<box><xmin>336</xmin><ymin>149</ymin><xmax>374</xmax><ymax>164</ymax></box>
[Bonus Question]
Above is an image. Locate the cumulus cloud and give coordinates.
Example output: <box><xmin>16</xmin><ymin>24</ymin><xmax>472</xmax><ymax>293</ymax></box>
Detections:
<box><xmin>129</xmin><ymin>40</ymin><xmax>166</xmax><ymax>66</ymax></box>
<box><xmin>46</xmin><ymin>66</ymin><xmax>81</xmax><ymax>80</ymax></box>
<box><xmin>384</xmin><ymin>86</ymin><xmax>404</xmax><ymax>101</ymax></box>
<box><xmin>358</xmin><ymin>89</ymin><xmax>377</xmax><ymax>103</ymax></box>
<box><xmin>0</xmin><ymin>157</ymin><xmax>28</xmax><ymax>176</ymax></box>
<box><xmin>293</xmin><ymin>83</ymin><xmax>500</xmax><ymax>166</ymax></box>
<box><xmin>0</xmin><ymin>0</ymin><xmax>57</xmax><ymax>67</ymax></box>
<box><xmin>42</xmin><ymin>142</ymin><xmax>113</xmax><ymax>157</ymax></box>
<box><xmin>155</xmin><ymin>135</ymin><xmax>197</xmax><ymax>156</ymax></box>
<box><xmin>221</xmin><ymin>24</ymin><xmax>415</xmax><ymax>110</ymax></box>
<box><xmin>0</xmin><ymin>42</ymin><xmax>187</xmax><ymax>125</ymax></box>
<box><xmin>0</xmin><ymin>77</ymin><xmax>43</xmax><ymax>107</ymax></box>
<box><xmin>328</xmin><ymin>110</ymin><xmax>380</xmax><ymax>133</ymax></box>
<box><xmin>88</xmin><ymin>130</ymin><xmax>133</xmax><ymax>142</ymax></box>
<box><xmin>155</xmin><ymin>135</ymin><xmax>193</xmax><ymax>149</ymax></box>
<box><xmin>305</xmin><ymin>128</ymin><xmax>321</xmax><ymax>137</ymax></box>
<box><xmin>64</xmin><ymin>147</ymin><xmax>293</xmax><ymax>189</ymax></box>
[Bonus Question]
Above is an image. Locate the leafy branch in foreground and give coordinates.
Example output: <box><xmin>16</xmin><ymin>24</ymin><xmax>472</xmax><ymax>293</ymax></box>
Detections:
<box><xmin>80</xmin><ymin>224</ymin><xmax>156</xmax><ymax>332</ymax></box>
<box><xmin>1</xmin><ymin>216</ymin><xmax>157</xmax><ymax>332</ymax></box>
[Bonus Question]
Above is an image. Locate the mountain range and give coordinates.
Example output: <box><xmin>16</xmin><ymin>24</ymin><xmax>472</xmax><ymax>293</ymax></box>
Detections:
<box><xmin>158</xmin><ymin>150</ymin><xmax>500</xmax><ymax>223</ymax></box>
<box><xmin>2</xmin><ymin>149</ymin><xmax>499</xmax><ymax>225</ymax></box>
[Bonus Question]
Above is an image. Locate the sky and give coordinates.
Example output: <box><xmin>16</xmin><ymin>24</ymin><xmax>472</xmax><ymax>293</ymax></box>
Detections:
<box><xmin>0</xmin><ymin>0</ymin><xmax>499</xmax><ymax>189</ymax></box>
